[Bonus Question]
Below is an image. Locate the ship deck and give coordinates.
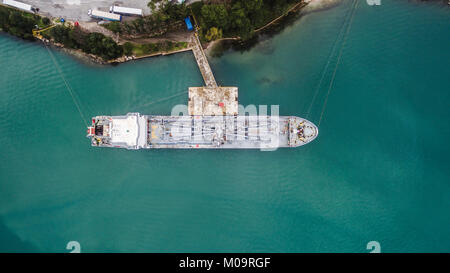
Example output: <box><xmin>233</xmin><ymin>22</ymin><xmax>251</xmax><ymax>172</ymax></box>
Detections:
<box><xmin>147</xmin><ymin>115</ymin><xmax>290</xmax><ymax>149</ymax></box>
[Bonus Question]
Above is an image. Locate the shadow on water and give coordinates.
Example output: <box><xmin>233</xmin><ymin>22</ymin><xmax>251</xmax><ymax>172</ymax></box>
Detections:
<box><xmin>209</xmin><ymin>0</ymin><xmax>448</xmax><ymax>57</ymax></box>
<box><xmin>0</xmin><ymin>218</ymin><xmax>39</xmax><ymax>253</ymax></box>
<box><xmin>209</xmin><ymin>1</ymin><xmax>343</xmax><ymax>58</ymax></box>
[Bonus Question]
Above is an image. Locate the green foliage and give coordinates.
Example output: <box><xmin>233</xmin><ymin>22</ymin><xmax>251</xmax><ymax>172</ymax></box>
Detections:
<box><xmin>104</xmin><ymin>0</ymin><xmax>188</xmax><ymax>37</ymax></box>
<box><xmin>125</xmin><ymin>40</ymin><xmax>188</xmax><ymax>57</ymax></box>
<box><xmin>49</xmin><ymin>25</ymin><xmax>70</xmax><ymax>43</ymax></box>
<box><xmin>42</xmin><ymin>17</ymin><xmax>50</xmax><ymax>25</ymax></box>
<box><xmin>201</xmin><ymin>4</ymin><xmax>228</xmax><ymax>30</ymax></box>
<box><xmin>229</xmin><ymin>2</ymin><xmax>252</xmax><ymax>39</ymax></box>
<box><xmin>123</xmin><ymin>42</ymin><xmax>134</xmax><ymax>55</ymax></box>
<box><xmin>147</xmin><ymin>0</ymin><xmax>163</xmax><ymax>12</ymax></box>
<box><xmin>193</xmin><ymin>0</ymin><xmax>299</xmax><ymax>41</ymax></box>
<box><xmin>106</xmin><ymin>21</ymin><xmax>122</xmax><ymax>34</ymax></box>
<box><xmin>0</xmin><ymin>6</ymin><xmax>125</xmax><ymax>61</ymax></box>
<box><xmin>82</xmin><ymin>33</ymin><xmax>123</xmax><ymax>60</ymax></box>
<box><xmin>205</xmin><ymin>27</ymin><xmax>222</xmax><ymax>42</ymax></box>
<box><xmin>0</xmin><ymin>6</ymin><xmax>44</xmax><ymax>40</ymax></box>
<box><xmin>48</xmin><ymin>25</ymin><xmax>123</xmax><ymax>60</ymax></box>
<box><xmin>159</xmin><ymin>1</ymin><xmax>188</xmax><ymax>21</ymax></box>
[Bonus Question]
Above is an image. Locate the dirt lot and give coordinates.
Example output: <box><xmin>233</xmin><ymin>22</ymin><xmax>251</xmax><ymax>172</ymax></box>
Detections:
<box><xmin>25</xmin><ymin>0</ymin><xmax>153</xmax><ymax>21</ymax></box>
<box><xmin>23</xmin><ymin>0</ymin><xmax>200</xmax><ymax>21</ymax></box>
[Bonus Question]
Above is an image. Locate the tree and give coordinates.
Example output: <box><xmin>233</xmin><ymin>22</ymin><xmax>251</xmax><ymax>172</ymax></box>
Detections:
<box><xmin>230</xmin><ymin>2</ymin><xmax>252</xmax><ymax>39</ymax></box>
<box><xmin>0</xmin><ymin>8</ymin><xmax>9</xmax><ymax>28</ymax></box>
<box><xmin>49</xmin><ymin>25</ymin><xmax>71</xmax><ymax>44</ymax></box>
<box><xmin>42</xmin><ymin>17</ymin><xmax>50</xmax><ymax>26</ymax></box>
<box><xmin>123</xmin><ymin>42</ymin><xmax>134</xmax><ymax>56</ymax></box>
<box><xmin>205</xmin><ymin>27</ymin><xmax>222</xmax><ymax>41</ymax></box>
<box><xmin>69</xmin><ymin>27</ymin><xmax>87</xmax><ymax>48</ymax></box>
<box><xmin>7</xmin><ymin>11</ymin><xmax>35</xmax><ymax>39</ymax></box>
<box><xmin>106</xmin><ymin>21</ymin><xmax>122</xmax><ymax>33</ymax></box>
<box><xmin>200</xmin><ymin>4</ymin><xmax>229</xmax><ymax>30</ymax></box>
<box><xmin>242</xmin><ymin>0</ymin><xmax>264</xmax><ymax>26</ymax></box>
<box><xmin>243</xmin><ymin>0</ymin><xmax>263</xmax><ymax>13</ymax></box>
<box><xmin>82</xmin><ymin>32</ymin><xmax>123</xmax><ymax>60</ymax></box>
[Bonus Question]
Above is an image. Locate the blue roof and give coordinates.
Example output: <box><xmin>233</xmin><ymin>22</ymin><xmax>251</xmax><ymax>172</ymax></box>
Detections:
<box><xmin>185</xmin><ymin>17</ymin><xmax>193</xmax><ymax>31</ymax></box>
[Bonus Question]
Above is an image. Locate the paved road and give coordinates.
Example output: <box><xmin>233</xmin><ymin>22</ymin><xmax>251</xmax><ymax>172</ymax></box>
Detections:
<box><xmin>24</xmin><ymin>0</ymin><xmax>202</xmax><ymax>22</ymax></box>
<box><xmin>25</xmin><ymin>0</ymin><xmax>152</xmax><ymax>21</ymax></box>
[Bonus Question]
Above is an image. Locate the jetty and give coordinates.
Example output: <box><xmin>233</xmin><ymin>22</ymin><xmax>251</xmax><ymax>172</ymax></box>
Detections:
<box><xmin>188</xmin><ymin>33</ymin><xmax>239</xmax><ymax>116</ymax></box>
<box><xmin>85</xmin><ymin>5</ymin><xmax>319</xmax><ymax>150</ymax></box>
<box><xmin>191</xmin><ymin>33</ymin><xmax>217</xmax><ymax>88</ymax></box>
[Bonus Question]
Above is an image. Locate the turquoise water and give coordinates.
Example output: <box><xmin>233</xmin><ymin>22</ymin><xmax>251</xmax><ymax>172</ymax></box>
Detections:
<box><xmin>0</xmin><ymin>0</ymin><xmax>449</xmax><ymax>252</ymax></box>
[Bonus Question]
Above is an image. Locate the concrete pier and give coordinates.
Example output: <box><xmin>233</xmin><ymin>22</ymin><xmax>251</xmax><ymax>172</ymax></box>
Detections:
<box><xmin>188</xmin><ymin>33</ymin><xmax>239</xmax><ymax>116</ymax></box>
<box><xmin>190</xmin><ymin>34</ymin><xmax>218</xmax><ymax>88</ymax></box>
<box><xmin>188</xmin><ymin>86</ymin><xmax>238</xmax><ymax>116</ymax></box>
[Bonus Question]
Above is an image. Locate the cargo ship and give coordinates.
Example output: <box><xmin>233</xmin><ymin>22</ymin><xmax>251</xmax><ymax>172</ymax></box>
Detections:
<box><xmin>86</xmin><ymin>31</ymin><xmax>318</xmax><ymax>150</ymax></box>
<box><xmin>86</xmin><ymin>113</ymin><xmax>318</xmax><ymax>150</ymax></box>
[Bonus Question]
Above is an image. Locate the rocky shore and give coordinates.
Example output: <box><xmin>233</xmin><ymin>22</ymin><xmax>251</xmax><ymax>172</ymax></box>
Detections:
<box><xmin>204</xmin><ymin>0</ymin><xmax>342</xmax><ymax>56</ymax></box>
<box><xmin>32</xmin><ymin>0</ymin><xmax>342</xmax><ymax>64</ymax></box>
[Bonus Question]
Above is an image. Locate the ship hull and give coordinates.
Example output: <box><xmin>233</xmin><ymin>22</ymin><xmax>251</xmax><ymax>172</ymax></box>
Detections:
<box><xmin>87</xmin><ymin>113</ymin><xmax>318</xmax><ymax>150</ymax></box>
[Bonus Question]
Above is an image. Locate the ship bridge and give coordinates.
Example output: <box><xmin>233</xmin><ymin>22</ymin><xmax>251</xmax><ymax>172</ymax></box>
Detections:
<box><xmin>87</xmin><ymin>113</ymin><xmax>147</xmax><ymax>149</ymax></box>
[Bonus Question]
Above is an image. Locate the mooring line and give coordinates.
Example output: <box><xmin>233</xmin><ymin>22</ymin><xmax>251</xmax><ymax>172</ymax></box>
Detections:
<box><xmin>318</xmin><ymin>0</ymin><xmax>359</xmax><ymax>127</ymax></box>
<box><xmin>306</xmin><ymin>0</ymin><xmax>357</xmax><ymax>119</ymax></box>
<box><xmin>44</xmin><ymin>43</ymin><xmax>89</xmax><ymax>127</ymax></box>
<box><xmin>134</xmin><ymin>90</ymin><xmax>188</xmax><ymax>109</ymax></box>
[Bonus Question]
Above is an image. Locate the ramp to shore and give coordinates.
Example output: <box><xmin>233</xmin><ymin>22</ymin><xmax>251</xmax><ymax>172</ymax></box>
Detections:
<box><xmin>190</xmin><ymin>34</ymin><xmax>218</xmax><ymax>88</ymax></box>
<box><xmin>188</xmin><ymin>34</ymin><xmax>239</xmax><ymax>116</ymax></box>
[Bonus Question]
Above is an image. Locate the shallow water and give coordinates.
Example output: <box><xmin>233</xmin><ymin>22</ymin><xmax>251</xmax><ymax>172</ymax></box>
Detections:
<box><xmin>0</xmin><ymin>0</ymin><xmax>449</xmax><ymax>252</ymax></box>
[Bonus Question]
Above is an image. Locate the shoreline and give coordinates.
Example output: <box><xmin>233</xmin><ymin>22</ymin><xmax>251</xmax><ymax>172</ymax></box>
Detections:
<box><xmin>43</xmin><ymin>0</ymin><xmax>341</xmax><ymax>64</ymax></box>
<box><xmin>204</xmin><ymin>0</ymin><xmax>343</xmax><ymax>56</ymax></box>
<box><xmin>2</xmin><ymin>0</ymin><xmax>341</xmax><ymax>65</ymax></box>
<box><xmin>33</xmin><ymin>28</ymin><xmax>194</xmax><ymax>65</ymax></box>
